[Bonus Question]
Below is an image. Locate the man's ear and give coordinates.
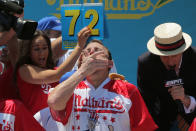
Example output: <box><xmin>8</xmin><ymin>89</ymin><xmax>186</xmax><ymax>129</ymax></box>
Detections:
<box><xmin>108</xmin><ymin>60</ymin><xmax>113</xmax><ymax>72</ymax></box>
<box><xmin>109</xmin><ymin>60</ymin><xmax>113</xmax><ymax>68</ymax></box>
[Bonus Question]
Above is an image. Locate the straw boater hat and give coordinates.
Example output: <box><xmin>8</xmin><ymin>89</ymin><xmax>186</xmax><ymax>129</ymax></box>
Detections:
<box><xmin>147</xmin><ymin>22</ymin><xmax>192</xmax><ymax>56</ymax></box>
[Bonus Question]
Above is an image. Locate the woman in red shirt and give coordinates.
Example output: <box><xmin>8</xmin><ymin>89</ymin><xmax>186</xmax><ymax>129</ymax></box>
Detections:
<box><xmin>14</xmin><ymin>27</ymin><xmax>91</xmax><ymax>115</ymax></box>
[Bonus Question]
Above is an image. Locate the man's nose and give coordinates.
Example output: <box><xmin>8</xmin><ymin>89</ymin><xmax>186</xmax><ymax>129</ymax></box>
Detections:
<box><xmin>89</xmin><ymin>49</ymin><xmax>95</xmax><ymax>55</ymax></box>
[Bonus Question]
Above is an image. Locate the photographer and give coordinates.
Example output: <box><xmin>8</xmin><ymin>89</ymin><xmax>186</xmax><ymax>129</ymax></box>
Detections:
<box><xmin>0</xmin><ymin>0</ymin><xmax>28</xmax><ymax>99</ymax></box>
<box><xmin>0</xmin><ymin>0</ymin><xmax>32</xmax><ymax>45</ymax></box>
<box><xmin>0</xmin><ymin>0</ymin><xmax>46</xmax><ymax>130</ymax></box>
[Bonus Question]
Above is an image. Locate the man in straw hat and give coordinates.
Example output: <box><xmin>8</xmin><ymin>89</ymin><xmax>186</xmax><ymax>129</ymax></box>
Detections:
<box><xmin>137</xmin><ymin>22</ymin><xmax>196</xmax><ymax>130</ymax></box>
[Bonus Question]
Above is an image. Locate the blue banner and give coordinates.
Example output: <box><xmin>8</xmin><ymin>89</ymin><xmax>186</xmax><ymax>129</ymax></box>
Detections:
<box><xmin>24</xmin><ymin>0</ymin><xmax>196</xmax><ymax>85</ymax></box>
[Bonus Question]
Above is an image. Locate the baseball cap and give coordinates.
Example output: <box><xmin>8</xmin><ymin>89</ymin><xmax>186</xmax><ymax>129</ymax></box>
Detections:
<box><xmin>37</xmin><ymin>16</ymin><xmax>61</xmax><ymax>31</ymax></box>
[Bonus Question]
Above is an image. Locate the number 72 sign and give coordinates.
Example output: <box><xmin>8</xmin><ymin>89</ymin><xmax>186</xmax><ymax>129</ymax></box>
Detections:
<box><xmin>61</xmin><ymin>3</ymin><xmax>104</xmax><ymax>49</ymax></box>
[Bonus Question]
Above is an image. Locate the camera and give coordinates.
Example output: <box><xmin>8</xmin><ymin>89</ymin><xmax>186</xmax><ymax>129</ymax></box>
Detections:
<box><xmin>0</xmin><ymin>0</ymin><xmax>37</xmax><ymax>40</ymax></box>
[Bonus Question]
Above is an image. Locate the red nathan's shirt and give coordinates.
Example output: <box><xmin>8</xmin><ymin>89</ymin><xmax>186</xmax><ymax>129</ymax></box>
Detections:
<box><xmin>0</xmin><ymin>99</ymin><xmax>45</xmax><ymax>131</ymax></box>
<box><xmin>51</xmin><ymin>79</ymin><xmax>158</xmax><ymax>131</ymax></box>
<box><xmin>17</xmin><ymin>71</ymin><xmax>58</xmax><ymax>115</ymax></box>
<box><xmin>0</xmin><ymin>64</ymin><xmax>19</xmax><ymax>100</ymax></box>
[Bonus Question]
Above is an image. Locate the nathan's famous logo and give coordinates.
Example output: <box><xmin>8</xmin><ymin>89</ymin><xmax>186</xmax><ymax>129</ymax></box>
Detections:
<box><xmin>46</xmin><ymin>0</ymin><xmax>173</xmax><ymax>19</ymax></box>
<box><xmin>74</xmin><ymin>95</ymin><xmax>125</xmax><ymax>113</ymax></box>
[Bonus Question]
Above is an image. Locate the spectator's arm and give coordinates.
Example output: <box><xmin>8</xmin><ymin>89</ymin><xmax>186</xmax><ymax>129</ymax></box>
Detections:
<box><xmin>51</xmin><ymin>36</ymin><xmax>68</xmax><ymax>62</ymax></box>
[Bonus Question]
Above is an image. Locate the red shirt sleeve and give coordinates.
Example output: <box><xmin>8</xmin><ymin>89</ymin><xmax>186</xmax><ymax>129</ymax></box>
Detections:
<box><xmin>128</xmin><ymin>85</ymin><xmax>158</xmax><ymax>131</ymax></box>
<box><xmin>50</xmin><ymin>95</ymin><xmax>74</xmax><ymax>125</ymax></box>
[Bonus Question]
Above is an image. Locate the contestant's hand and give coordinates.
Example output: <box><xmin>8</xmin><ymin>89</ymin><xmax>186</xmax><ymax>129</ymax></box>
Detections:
<box><xmin>79</xmin><ymin>51</ymin><xmax>113</xmax><ymax>76</ymax></box>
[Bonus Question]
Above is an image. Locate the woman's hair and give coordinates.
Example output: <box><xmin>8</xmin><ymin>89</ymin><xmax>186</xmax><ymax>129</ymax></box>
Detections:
<box><xmin>14</xmin><ymin>30</ymin><xmax>55</xmax><ymax>82</ymax></box>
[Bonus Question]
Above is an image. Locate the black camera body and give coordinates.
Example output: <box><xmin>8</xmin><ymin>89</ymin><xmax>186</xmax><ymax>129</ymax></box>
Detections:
<box><xmin>0</xmin><ymin>0</ymin><xmax>37</xmax><ymax>40</ymax></box>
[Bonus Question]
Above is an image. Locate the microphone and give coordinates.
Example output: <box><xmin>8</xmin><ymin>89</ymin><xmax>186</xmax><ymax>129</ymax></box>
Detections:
<box><xmin>165</xmin><ymin>69</ymin><xmax>185</xmax><ymax>113</ymax></box>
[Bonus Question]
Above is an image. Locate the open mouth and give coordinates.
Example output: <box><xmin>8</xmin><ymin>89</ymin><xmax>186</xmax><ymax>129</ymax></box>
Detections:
<box><xmin>38</xmin><ymin>57</ymin><xmax>46</xmax><ymax>66</ymax></box>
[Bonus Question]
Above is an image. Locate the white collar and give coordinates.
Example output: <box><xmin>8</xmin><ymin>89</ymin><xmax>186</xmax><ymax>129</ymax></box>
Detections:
<box><xmin>84</xmin><ymin>77</ymin><xmax>111</xmax><ymax>90</ymax></box>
